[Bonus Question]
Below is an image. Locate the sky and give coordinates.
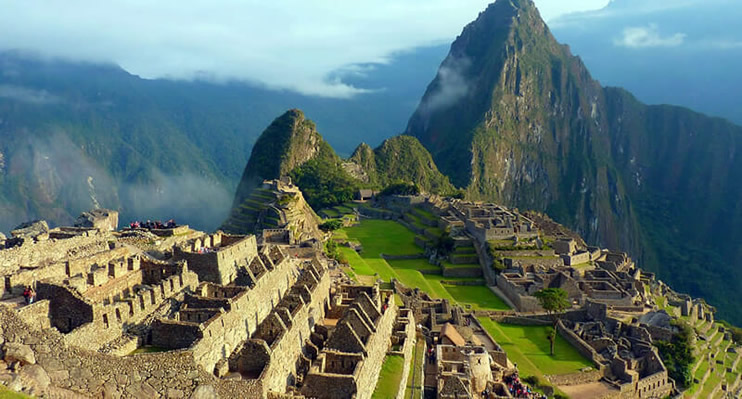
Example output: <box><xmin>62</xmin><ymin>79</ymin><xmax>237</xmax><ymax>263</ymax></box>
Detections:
<box><xmin>0</xmin><ymin>0</ymin><xmax>609</xmax><ymax>98</ymax></box>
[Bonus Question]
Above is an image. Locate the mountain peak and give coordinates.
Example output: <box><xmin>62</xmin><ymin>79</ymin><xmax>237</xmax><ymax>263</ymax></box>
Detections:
<box><xmin>229</xmin><ymin>109</ymin><xmax>330</xmax><ymax>209</ymax></box>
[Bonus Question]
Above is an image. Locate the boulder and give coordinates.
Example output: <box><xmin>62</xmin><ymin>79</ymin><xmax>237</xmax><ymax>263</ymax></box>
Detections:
<box><xmin>75</xmin><ymin>209</ymin><xmax>119</xmax><ymax>231</ymax></box>
<box><xmin>10</xmin><ymin>220</ymin><xmax>49</xmax><ymax>239</ymax></box>
<box><xmin>20</xmin><ymin>364</ymin><xmax>50</xmax><ymax>391</ymax></box>
<box><xmin>3</xmin><ymin>342</ymin><xmax>36</xmax><ymax>365</ymax></box>
<box><xmin>190</xmin><ymin>384</ymin><xmax>217</xmax><ymax>399</ymax></box>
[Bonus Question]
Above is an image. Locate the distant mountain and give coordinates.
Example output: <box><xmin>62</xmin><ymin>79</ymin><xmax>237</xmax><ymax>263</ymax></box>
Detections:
<box><xmin>0</xmin><ymin>46</ymin><xmax>447</xmax><ymax>232</ymax></box>
<box><xmin>550</xmin><ymin>0</ymin><xmax>742</xmax><ymax>125</ymax></box>
<box><xmin>406</xmin><ymin>0</ymin><xmax>742</xmax><ymax>324</ymax></box>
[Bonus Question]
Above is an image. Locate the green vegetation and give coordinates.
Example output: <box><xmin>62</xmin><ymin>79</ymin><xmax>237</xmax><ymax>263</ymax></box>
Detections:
<box><xmin>350</xmin><ymin>135</ymin><xmax>456</xmax><ymax>195</ymax></box>
<box><xmin>380</xmin><ymin>181</ymin><xmax>420</xmax><ymax>196</ymax></box>
<box><xmin>655</xmin><ymin>320</ymin><xmax>695</xmax><ymax>388</ymax></box>
<box><xmin>337</xmin><ymin>219</ymin><xmax>509</xmax><ymax>311</ymax></box>
<box><xmin>129</xmin><ymin>346</ymin><xmax>168</xmax><ymax>355</ymax></box>
<box><xmin>534</xmin><ymin>288</ymin><xmax>570</xmax><ymax>355</ymax></box>
<box><xmin>371</xmin><ymin>354</ymin><xmax>405</xmax><ymax>399</ymax></box>
<box><xmin>290</xmin><ymin>147</ymin><xmax>361</xmax><ymax>210</ymax></box>
<box><xmin>0</xmin><ymin>386</ymin><xmax>30</xmax><ymax>399</ymax></box>
<box><xmin>478</xmin><ymin>318</ymin><xmax>594</xmax><ymax>377</ymax></box>
<box><xmin>404</xmin><ymin>338</ymin><xmax>425</xmax><ymax>399</ymax></box>
<box><xmin>319</xmin><ymin>219</ymin><xmax>343</xmax><ymax>232</ymax></box>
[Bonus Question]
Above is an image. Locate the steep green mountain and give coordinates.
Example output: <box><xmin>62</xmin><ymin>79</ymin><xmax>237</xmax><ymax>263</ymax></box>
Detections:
<box><xmin>347</xmin><ymin>135</ymin><xmax>455</xmax><ymax>194</ymax></box>
<box><xmin>224</xmin><ymin>111</ymin><xmax>454</xmax><ymax>233</ymax></box>
<box><xmin>406</xmin><ymin>0</ymin><xmax>742</xmax><ymax>323</ymax></box>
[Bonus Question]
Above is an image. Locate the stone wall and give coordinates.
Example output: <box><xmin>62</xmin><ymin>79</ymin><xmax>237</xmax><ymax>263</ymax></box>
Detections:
<box><xmin>441</xmin><ymin>266</ymin><xmax>482</xmax><ymax>278</ymax></box>
<box><xmin>556</xmin><ymin>320</ymin><xmax>605</xmax><ymax>372</ymax></box>
<box><xmin>15</xmin><ymin>299</ymin><xmax>52</xmax><ymax>331</ymax></box>
<box><xmin>229</xmin><ymin>260</ymin><xmax>332</xmax><ymax>397</ymax></box>
<box><xmin>0</xmin><ymin>305</ymin><xmax>265</xmax><ymax>398</ymax></box>
<box><xmin>173</xmin><ymin>234</ymin><xmax>258</xmax><ymax>285</ymax></box>
<box><xmin>546</xmin><ymin>369</ymin><xmax>603</xmax><ymax>386</ymax></box>
<box><xmin>302</xmin><ymin>293</ymin><xmax>398</xmax><ymax>399</ymax></box>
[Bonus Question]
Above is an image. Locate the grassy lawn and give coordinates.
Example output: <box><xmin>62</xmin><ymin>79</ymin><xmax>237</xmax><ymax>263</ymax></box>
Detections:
<box><xmin>372</xmin><ymin>354</ymin><xmax>405</xmax><ymax>399</ymax></box>
<box><xmin>405</xmin><ymin>337</ymin><xmax>425</xmax><ymax>399</ymax></box>
<box><xmin>444</xmin><ymin>285</ymin><xmax>510</xmax><ymax>311</ymax></box>
<box><xmin>441</xmin><ymin>260</ymin><xmax>481</xmax><ymax>269</ymax></box>
<box><xmin>478</xmin><ymin>317</ymin><xmax>594</xmax><ymax>377</ymax></box>
<box><xmin>337</xmin><ymin>220</ymin><xmax>510</xmax><ymax>311</ymax></box>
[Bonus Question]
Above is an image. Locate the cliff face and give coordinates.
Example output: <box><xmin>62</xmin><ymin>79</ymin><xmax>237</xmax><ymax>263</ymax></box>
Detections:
<box><xmin>406</xmin><ymin>0</ymin><xmax>742</xmax><ymax>323</ymax></box>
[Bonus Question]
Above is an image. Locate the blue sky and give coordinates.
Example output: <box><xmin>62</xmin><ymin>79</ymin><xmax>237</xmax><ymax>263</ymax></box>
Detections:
<box><xmin>0</xmin><ymin>0</ymin><xmax>609</xmax><ymax>97</ymax></box>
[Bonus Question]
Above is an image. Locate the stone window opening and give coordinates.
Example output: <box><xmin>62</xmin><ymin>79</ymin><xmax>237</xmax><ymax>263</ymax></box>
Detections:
<box><xmin>102</xmin><ymin>314</ymin><xmax>109</xmax><ymax>329</ymax></box>
<box><xmin>115</xmin><ymin>308</ymin><xmax>122</xmax><ymax>323</ymax></box>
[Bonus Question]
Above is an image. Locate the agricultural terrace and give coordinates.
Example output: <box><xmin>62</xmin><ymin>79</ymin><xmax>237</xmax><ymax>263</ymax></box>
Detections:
<box><xmin>334</xmin><ymin>219</ymin><xmax>509</xmax><ymax>311</ymax></box>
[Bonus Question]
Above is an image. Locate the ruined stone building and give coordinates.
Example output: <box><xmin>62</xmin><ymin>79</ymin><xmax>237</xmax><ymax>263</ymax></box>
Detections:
<box><xmin>0</xmin><ymin>209</ymin><xmax>389</xmax><ymax>398</ymax></box>
<box><xmin>300</xmin><ymin>284</ymin><xmax>401</xmax><ymax>399</ymax></box>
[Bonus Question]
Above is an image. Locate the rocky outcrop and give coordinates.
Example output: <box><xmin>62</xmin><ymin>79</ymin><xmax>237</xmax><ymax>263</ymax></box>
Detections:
<box><xmin>10</xmin><ymin>220</ymin><xmax>49</xmax><ymax>239</ymax></box>
<box><xmin>406</xmin><ymin>0</ymin><xmax>742</xmax><ymax>324</ymax></box>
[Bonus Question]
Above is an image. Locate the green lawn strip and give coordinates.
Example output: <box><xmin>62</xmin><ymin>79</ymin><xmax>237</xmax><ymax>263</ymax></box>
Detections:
<box><xmin>387</xmin><ymin>258</ymin><xmax>440</xmax><ymax>273</ymax></box>
<box><xmin>411</xmin><ymin>207</ymin><xmax>437</xmax><ymax>222</ymax></box>
<box><xmin>322</xmin><ymin>209</ymin><xmax>340</xmax><ymax>218</ymax></box>
<box><xmin>340</xmin><ymin>247</ymin><xmax>378</xmax><ymax>277</ymax></box>
<box><xmin>444</xmin><ymin>285</ymin><xmax>510</xmax><ymax>311</ymax></box>
<box><xmin>340</xmin><ymin>220</ymin><xmax>421</xmax><ymax>256</ymax></box>
<box><xmin>340</xmin><ymin>220</ymin><xmax>511</xmax><ymax>311</ymax></box>
<box><xmin>440</xmin><ymin>260</ymin><xmax>481</xmax><ymax>269</ymax></box>
<box><xmin>334</xmin><ymin>205</ymin><xmax>354</xmax><ymax>214</ymax></box>
<box><xmin>453</xmin><ymin>246</ymin><xmax>477</xmax><ymax>254</ymax></box>
<box><xmin>372</xmin><ymin>354</ymin><xmax>406</xmax><ymax>399</ymax></box>
<box><xmin>405</xmin><ymin>337</ymin><xmax>426</xmax><ymax>399</ymax></box>
<box><xmin>477</xmin><ymin>318</ymin><xmax>593</xmax><ymax>377</ymax></box>
<box><xmin>699</xmin><ymin>367</ymin><xmax>724</xmax><ymax>398</ymax></box>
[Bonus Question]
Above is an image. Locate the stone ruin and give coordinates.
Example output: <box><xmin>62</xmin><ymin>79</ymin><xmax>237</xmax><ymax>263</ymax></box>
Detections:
<box><xmin>0</xmin><ymin>209</ymin><xmax>407</xmax><ymax>398</ymax></box>
<box><xmin>558</xmin><ymin>301</ymin><xmax>675</xmax><ymax>398</ymax></box>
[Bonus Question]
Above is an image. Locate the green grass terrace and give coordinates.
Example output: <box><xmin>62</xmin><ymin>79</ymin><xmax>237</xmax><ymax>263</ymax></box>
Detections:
<box><xmin>334</xmin><ymin>219</ymin><xmax>509</xmax><ymax>311</ymax></box>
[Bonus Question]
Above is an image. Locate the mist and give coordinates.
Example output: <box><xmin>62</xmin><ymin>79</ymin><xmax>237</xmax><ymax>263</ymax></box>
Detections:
<box><xmin>0</xmin><ymin>131</ymin><xmax>232</xmax><ymax>234</ymax></box>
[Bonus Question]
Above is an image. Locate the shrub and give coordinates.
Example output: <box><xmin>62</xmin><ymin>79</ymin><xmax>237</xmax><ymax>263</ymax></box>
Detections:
<box><xmin>380</xmin><ymin>181</ymin><xmax>420</xmax><ymax>196</ymax></box>
<box><xmin>319</xmin><ymin>220</ymin><xmax>343</xmax><ymax>232</ymax></box>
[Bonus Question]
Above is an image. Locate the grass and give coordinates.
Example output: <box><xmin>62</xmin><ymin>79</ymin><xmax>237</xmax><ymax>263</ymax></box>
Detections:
<box><xmin>405</xmin><ymin>336</ymin><xmax>425</xmax><ymax>399</ymax></box>
<box><xmin>444</xmin><ymin>285</ymin><xmax>510</xmax><ymax>311</ymax></box>
<box><xmin>478</xmin><ymin>317</ymin><xmax>594</xmax><ymax>377</ymax></box>
<box><xmin>0</xmin><ymin>387</ymin><xmax>30</xmax><ymax>399</ymax></box>
<box><xmin>129</xmin><ymin>346</ymin><xmax>168</xmax><ymax>355</ymax></box>
<box><xmin>372</xmin><ymin>354</ymin><xmax>405</xmax><ymax>399</ymax></box>
<box><xmin>337</xmin><ymin>220</ymin><xmax>510</xmax><ymax>311</ymax></box>
<box><xmin>440</xmin><ymin>260</ymin><xmax>481</xmax><ymax>269</ymax></box>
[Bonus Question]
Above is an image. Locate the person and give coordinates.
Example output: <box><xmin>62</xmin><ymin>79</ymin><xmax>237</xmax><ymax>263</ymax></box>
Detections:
<box><xmin>22</xmin><ymin>286</ymin><xmax>35</xmax><ymax>305</ymax></box>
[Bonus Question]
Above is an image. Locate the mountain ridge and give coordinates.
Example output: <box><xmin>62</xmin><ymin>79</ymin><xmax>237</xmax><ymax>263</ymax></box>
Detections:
<box><xmin>406</xmin><ymin>0</ymin><xmax>742</xmax><ymax>323</ymax></box>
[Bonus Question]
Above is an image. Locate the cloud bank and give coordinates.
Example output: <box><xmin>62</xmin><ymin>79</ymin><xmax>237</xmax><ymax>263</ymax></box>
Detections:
<box><xmin>0</xmin><ymin>0</ymin><xmax>609</xmax><ymax>98</ymax></box>
<box><xmin>614</xmin><ymin>24</ymin><xmax>686</xmax><ymax>48</ymax></box>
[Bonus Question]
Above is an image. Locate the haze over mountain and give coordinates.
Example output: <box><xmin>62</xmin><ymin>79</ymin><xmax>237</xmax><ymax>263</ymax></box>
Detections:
<box><xmin>407</xmin><ymin>0</ymin><xmax>742</xmax><ymax>324</ymax></box>
<box><xmin>550</xmin><ymin>0</ymin><xmax>742</xmax><ymax>125</ymax></box>
<box><xmin>0</xmin><ymin>47</ymin><xmax>446</xmax><ymax>232</ymax></box>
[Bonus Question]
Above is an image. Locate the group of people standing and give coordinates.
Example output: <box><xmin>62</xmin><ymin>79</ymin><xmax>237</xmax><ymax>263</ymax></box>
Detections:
<box><xmin>129</xmin><ymin>219</ymin><xmax>177</xmax><ymax>230</ymax></box>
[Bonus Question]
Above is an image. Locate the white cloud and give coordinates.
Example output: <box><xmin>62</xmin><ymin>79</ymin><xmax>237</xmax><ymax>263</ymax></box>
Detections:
<box><xmin>614</xmin><ymin>24</ymin><xmax>686</xmax><ymax>48</ymax></box>
<box><xmin>0</xmin><ymin>84</ymin><xmax>62</xmax><ymax>104</ymax></box>
<box><xmin>0</xmin><ymin>0</ymin><xmax>608</xmax><ymax>98</ymax></box>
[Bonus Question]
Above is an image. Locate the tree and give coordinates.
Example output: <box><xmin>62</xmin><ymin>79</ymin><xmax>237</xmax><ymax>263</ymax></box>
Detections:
<box><xmin>534</xmin><ymin>288</ymin><xmax>571</xmax><ymax>355</ymax></box>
